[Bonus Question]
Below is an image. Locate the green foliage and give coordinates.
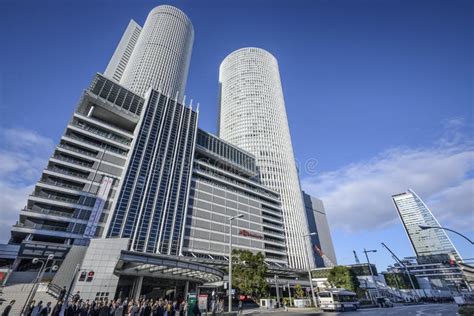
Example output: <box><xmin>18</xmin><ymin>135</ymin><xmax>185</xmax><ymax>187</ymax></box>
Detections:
<box><xmin>294</xmin><ymin>284</ymin><xmax>305</xmax><ymax>298</ymax></box>
<box><xmin>458</xmin><ymin>305</ymin><xmax>474</xmax><ymax>316</ymax></box>
<box><xmin>384</xmin><ymin>272</ymin><xmax>419</xmax><ymax>289</ymax></box>
<box><xmin>231</xmin><ymin>249</ymin><xmax>268</xmax><ymax>301</ymax></box>
<box><xmin>327</xmin><ymin>266</ymin><xmax>360</xmax><ymax>292</ymax></box>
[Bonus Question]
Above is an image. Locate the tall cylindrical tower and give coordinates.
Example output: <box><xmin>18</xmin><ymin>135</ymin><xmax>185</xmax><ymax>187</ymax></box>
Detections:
<box><xmin>120</xmin><ymin>5</ymin><xmax>194</xmax><ymax>97</ymax></box>
<box><xmin>219</xmin><ymin>47</ymin><xmax>314</xmax><ymax>269</ymax></box>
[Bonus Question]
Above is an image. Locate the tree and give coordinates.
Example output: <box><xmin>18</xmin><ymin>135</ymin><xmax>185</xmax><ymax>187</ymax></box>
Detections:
<box><xmin>231</xmin><ymin>249</ymin><xmax>268</xmax><ymax>302</ymax></box>
<box><xmin>294</xmin><ymin>284</ymin><xmax>305</xmax><ymax>298</ymax></box>
<box><xmin>384</xmin><ymin>272</ymin><xmax>419</xmax><ymax>289</ymax></box>
<box><xmin>327</xmin><ymin>266</ymin><xmax>360</xmax><ymax>292</ymax></box>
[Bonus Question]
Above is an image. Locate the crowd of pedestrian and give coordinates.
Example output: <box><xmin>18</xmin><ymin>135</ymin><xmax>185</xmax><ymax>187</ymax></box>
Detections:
<box><xmin>16</xmin><ymin>291</ymin><xmax>203</xmax><ymax>316</ymax></box>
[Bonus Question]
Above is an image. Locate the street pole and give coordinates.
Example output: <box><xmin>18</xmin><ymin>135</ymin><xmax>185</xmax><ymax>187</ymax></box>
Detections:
<box><xmin>228</xmin><ymin>218</ymin><xmax>233</xmax><ymax>313</ymax></box>
<box><xmin>418</xmin><ymin>225</ymin><xmax>473</xmax><ymax>244</ymax></box>
<box><xmin>363</xmin><ymin>249</ymin><xmax>380</xmax><ymax>301</ymax></box>
<box><xmin>381</xmin><ymin>243</ymin><xmax>418</xmax><ymax>299</ymax></box>
<box><xmin>274</xmin><ymin>275</ymin><xmax>280</xmax><ymax>307</ymax></box>
<box><xmin>62</xmin><ymin>264</ymin><xmax>81</xmax><ymax>313</ymax></box>
<box><xmin>228</xmin><ymin>214</ymin><xmax>243</xmax><ymax>313</ymax></box>
<box><xmin>22</xmin><ymin>254</ymin><xmax>54</xmax><ymax>316</ymax></box>
<box><xmin>302</xmin><ymin>233</ymin><xmax>318</xmax><ymax>308</ymax></box>
<box><xmin>287</xmin><ymin>281</ymin><xmax>292</xmax><ymax>306</ymax></box>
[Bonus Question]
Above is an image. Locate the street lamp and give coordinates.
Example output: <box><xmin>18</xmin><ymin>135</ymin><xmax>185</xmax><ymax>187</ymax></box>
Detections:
<box><xmin>301</xmin><ymin>232</ymin><xmax>318</xmax><ymax>308</ymax></box>
<box><xmin>419</xmin><ymin>225</ymin><xmax>473</xmax><ymax>244</ymax></box>
<box><xmin>363</xmin><ymin>249</ymin><xmax>380</xmax><ymax>302</ymax></box>
<box><xmin>228</xmin><ymin>213</ymin><xmax>244</xmax><ymax>313</ymax></box>
<box><xmin>381</xmin><ymin>242</ymin><xmax>418</xmax><ymax>300</ymax></box>
<box><xmin>21</xmin><ymin>254</ymin><xmax>57</xmax><ymax>315</ymax></box>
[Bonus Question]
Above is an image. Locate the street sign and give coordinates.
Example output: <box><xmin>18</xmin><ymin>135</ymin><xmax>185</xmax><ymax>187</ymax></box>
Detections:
<box><xmin>198</xmin><ymin>294</ymin><xmax>208</xmax><ymax>310</ymax></box>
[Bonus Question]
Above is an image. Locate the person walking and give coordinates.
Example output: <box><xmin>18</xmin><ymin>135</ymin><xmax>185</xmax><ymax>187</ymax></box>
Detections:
<box><xmin>51</xmin><ymin>301</ymin><xmax>63</xmax><ymax>316</ymax></box>
<box><xmin>1</xmin><ymin>300</ymin><xmax>15</xmax><ymax>316</ymax></box>
<box><xmin>192</xmin><ymin>303</ymin><xmax>200</xmax><ymax>316</ymax></box>
<box><xmin>31</xmin><ymin>301</ymin><xmax>44</xmax><ymax>316</ymax></box>
<box><xmin>39</xmin><ymin>302</ymin><xmax>52</xmax><ymax>316</ymax></box>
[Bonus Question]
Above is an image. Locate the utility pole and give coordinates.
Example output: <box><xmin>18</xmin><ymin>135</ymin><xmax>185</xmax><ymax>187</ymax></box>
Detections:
<box><xmin>274</xmin><ymin>275</ymin><xmax>280</xmax><ymax>307</ymax></box>
<box><xmin>381</xmin><ymin>242</ymin><xmax>418</xmax><ymax>299</ymax></box>
<box><xmin>353</xmin><ymin>250</ymin><xmax>360</xmax><ymax>264</ymax></box>
<box><xmin>363</xmin><ymin>249</ymin><xmax>380</xmax><ymax>301</ymax></box>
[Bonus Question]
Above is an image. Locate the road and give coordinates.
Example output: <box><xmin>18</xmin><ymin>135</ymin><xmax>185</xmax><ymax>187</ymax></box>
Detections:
<box><xmin>265</xmin><ymin>303</ymin><xmax>459</xmax><ymax>316</ymax></box>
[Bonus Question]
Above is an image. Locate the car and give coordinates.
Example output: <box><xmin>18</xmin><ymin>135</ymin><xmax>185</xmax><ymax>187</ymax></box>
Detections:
<box><xmin>376</xmin><ymin>297</ymin><xmax>394</xmax><ymax>308</ymax></box>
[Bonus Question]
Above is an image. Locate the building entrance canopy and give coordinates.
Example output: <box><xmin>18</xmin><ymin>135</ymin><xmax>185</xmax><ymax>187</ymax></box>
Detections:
<box><xmin>115</xmin><ymin>251</ymin><xmax>224</xmax><ymax>283</ymax></box>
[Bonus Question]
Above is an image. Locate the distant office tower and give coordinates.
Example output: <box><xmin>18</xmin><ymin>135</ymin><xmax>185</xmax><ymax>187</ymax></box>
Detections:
<box><xmin>118</xmin><ymin>5</ymin><xmax>194</xmax><ymax>97</ymax></box>
<box><xmin>302</xmin><ymin>192</ymin><xmax>337</xmax><ymax>267</ymax></box>
<box><xmin>218</xmin><ymin>47</ymin><xmax>314</xmax><ymax>269</ymax></box>
<box><xmin>392</xmin><ymin>189</ymin><xmax>461</xmax><ymax>260</ymax></box>
<box><xmin>104</xmin><ymin>20</ymin><xmax>142</xmax><ymax>83</ymax></box>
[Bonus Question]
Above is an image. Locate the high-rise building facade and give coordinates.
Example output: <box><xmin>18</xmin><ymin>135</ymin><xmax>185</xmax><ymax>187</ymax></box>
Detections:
<box><xmin>302</xmin><ymin>192</ymin><xmax>337</xmax><ymax>267</ymax></box>
<box><xmin>392</xmin><ymin>189</ymin><xmax>461</xmax><ymax>260</ymax></box>
<box><xmin>1</xmin><ymin>5</ymin><xmax>324</xmax><ymax>304</ymax></box>
<box><xmin>119</xmin><ymin>5</ymin><xmax>194</xmax><ymax>97</ymax></box>
<box><xmin>183</xmin><ymin>129</ymin><xmax>287</xmax><ymax>266</ymax></box>
<box><xmin>106</xmin><ymin>89</ymin><xmax>198</xmax><ymax>256</ymax></box>
<box><xmin>104</xmin><ymin>20</ymin><xmax>142</xmax><ymax>83</ymax></box>
<box><xmin>218</xmin><ymin>47</ymin><xmax>314</xmax><ymax>269</ymax></box>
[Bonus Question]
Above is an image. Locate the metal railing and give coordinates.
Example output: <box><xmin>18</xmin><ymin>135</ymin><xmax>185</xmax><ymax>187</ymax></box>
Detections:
<box><xmin>26</xmin><ymin>206</ymin><xmax>73</xmax><ymax>218</ymax></box>
<box><xmin>14</xmin><ymin>222</ymin><xmax>69</xmax><ymax>232</ymax></box>
<box><xmin>67</xmin><ymin>133</ymin><xmax>127</xmax><ymax>156</ymax></box>
<box><xmin>36</xmin><ymin>191</ymin><xmax>78</xmax><ymax>204</ymax></box>
<box><xmin>71</xmin><ymin>120</ymin><xmax>131</xmax><ymax>145</ymax></box>
<box><xmin>57</xmin><ymin>143</ymin><xmax>98</xmax><ymax>157</ymax></box>
<box><xmin>53</xmin><ymin>154</ymin><xmax>94</xmax><ymax>168</ymax></box>
<box><xmin>40</xmin><ymin>179</ymin><xmax>84</xmax><ymax>191</ymax></box>
<box><xmin>47</xmin><ymin>166</ymin><xmax>90</xmax><ymax>179</ymax></box>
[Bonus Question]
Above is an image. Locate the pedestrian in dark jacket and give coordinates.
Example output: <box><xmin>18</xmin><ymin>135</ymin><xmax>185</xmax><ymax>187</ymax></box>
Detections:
<box><xmin>1</xmin><ymin>300</ymin><xmax>15</xmax><ymax>316</ymax></box>
<box><xmin>51</xmin><ymin>301</ymin><xmax>63</xmax><ymax>316</ymax></box>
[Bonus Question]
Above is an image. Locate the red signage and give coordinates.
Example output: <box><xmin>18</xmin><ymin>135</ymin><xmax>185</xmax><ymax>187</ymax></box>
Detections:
<box><xmin>239</xmin><ymin>229</ymin><xmax>263</xmax><ymax>239</ymax></box>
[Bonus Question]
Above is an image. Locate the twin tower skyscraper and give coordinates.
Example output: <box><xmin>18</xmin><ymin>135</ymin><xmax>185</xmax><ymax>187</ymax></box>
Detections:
<box><xmin>103</xmin><ymin>5</ymin><xmax>314</xmax><ymax>269</ymax></box>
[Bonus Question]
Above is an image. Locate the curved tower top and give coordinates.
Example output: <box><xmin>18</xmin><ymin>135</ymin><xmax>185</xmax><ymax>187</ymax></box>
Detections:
<box><xmin>120</xmin><ymin>5</ymin><xmax>194</xmax><ymax>97</ymax></box>
<box><xmin>218</xmin><ymin>47</ymin><xmax>314</xmax><ymax>269</ymax></box>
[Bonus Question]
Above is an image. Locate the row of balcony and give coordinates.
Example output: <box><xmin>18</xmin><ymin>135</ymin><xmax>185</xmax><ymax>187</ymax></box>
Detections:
<box><xmin>71</xmin><ymin>120</ymin><xmax>131</xmax><ymax>145</ymax></box>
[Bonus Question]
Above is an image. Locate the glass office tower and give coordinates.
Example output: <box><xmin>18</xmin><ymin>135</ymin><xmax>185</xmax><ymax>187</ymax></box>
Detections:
<box><xmin>392</xmin><ymin>189</ymin><xmax>461</xmax><ymax>260</ymax></box>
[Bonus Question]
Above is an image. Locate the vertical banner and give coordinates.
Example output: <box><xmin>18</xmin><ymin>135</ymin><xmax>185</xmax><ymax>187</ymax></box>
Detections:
<box><xmin>83</xmin><ymin>176</ymin><xmax>114</xmax><ymax>238</ymax></box>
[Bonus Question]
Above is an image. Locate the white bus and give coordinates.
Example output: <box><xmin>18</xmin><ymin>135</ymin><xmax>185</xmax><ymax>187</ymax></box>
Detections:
<box><xmin>318</xmin><ymin>289</ymin><xmax>359</xmax><ymax>312</ymax></box>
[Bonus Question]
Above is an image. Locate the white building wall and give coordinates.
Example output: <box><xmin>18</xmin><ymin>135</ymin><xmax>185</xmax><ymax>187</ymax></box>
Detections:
<box><xmin>120</xmin><ymin>5</ymin><xmax>194</xmax><ymax>98</ymax></box>
<box><xmin>218</xmin><ymin>47</ymin><xmax>313</xmax><ymax>269</ymax></box>
<box><xmin>104</xmin><ymin>20</ymin><xmax>142</xmax><ymax>83</ymax></box>
<box><xmin>73</xmin><ymin>238</ymin><xmax>129</xmax><ymax>301</ymax></box>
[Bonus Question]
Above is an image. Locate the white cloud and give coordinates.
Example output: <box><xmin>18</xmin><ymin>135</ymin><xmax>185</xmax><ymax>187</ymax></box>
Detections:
<box><xmin>0</xmin><ymin>128</ymin><xmax>54</xmax><ymax>243</ymax></box>
<box><xmin>301</xmin><ymin>123</ymin><xmax>474</xmax><ymax>235</ymax></box>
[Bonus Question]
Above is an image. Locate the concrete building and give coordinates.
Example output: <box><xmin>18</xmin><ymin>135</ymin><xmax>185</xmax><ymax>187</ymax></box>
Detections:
<box><xmin>302</xmin><ymin>192</ymin><xmax>337</xmax><ymax>267</ymax></box>
<box><xmin>8</xmin><ymin>73</ymin><xmax>142</xmax><ymax>272</ymax></box>
<box><xmin>183</xmin><ymin>129</ymin><xmax>287</xmax><ymax>266</ymax></box>
<box><xmin>386</xmin><ymin>254</ymin><xmax>472</xmax><ymax>292</ymax></box>
<box><xmin>392</xmin><ymin>189</ymin><xmax>461</xmax><ymax>260</ymax></box>
<box><xmin>218</xmin><ymin>47</ymin><xmax>313</xmax><ymax>269</ymax></box>
<box><xmin>0</xmin><ymin>5</ymin><xmax>323</xmax><ymax>305</ymax></box>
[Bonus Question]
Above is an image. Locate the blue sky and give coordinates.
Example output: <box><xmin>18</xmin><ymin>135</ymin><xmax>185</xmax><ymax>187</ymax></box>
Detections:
<box><xmin>0</xmin><ymin>0</ymin><xmax>472</xmax><ymax>271</ymax></box>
